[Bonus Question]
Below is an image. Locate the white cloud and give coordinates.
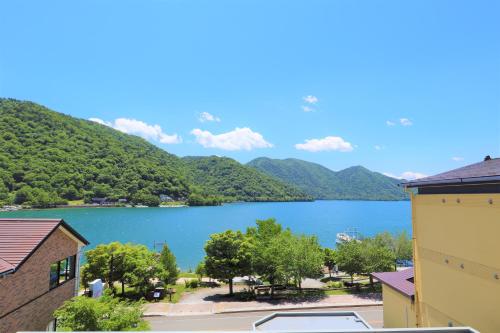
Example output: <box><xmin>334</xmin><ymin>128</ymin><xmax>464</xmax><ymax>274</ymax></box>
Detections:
<box><xmin>89</xmin><ymin>118</ymin><xmax>112</xmax><ymax>126</ymax></box>
<box><xmin>452</xmin><ymin>156</ymin><xmax>464</xmax><ymax>161</ymax></box>
<box><xmin>374</xmin><ymin>145</ymin><xmax>383</xmax><ymax>151</ymax></box>
<box><xmin>400</xmin><ymin>118</ymin><xmax>413</xmax><ymax>126</ymax></box>
<box><xmin>386</xmin><ymin>120</ymin><xmax>396</xmax><ymax>126</ymax></box>
<box><xmin>303</xmin><ymin>95</ymin><xmax>318</xmax><ymax>104</ymax></box>
<box><xmin>295</xmin><ymin>136</ymin><xmax>354</xmax><ymax>152</ymax></box>
<box><xmin>198</xmin><ymin>112</ymin><xmax>221</xmax><ymax>123</ymax></box>
<box><xmin>383</xmin><ymin>171</ymin><xmax>428</xmax><ymax>180</ymax></box>
<box><xmin>89</xmin><ymin>117</ymin><xmax>181</xmax><ymax>144</ymax></box>
<box><xmin>190</xmin><ymin>127</ymin><xmax>273</xmax><ymax>151</ymax></box>
<box><xmin>301</xmin><ymin>106</ymin><xmax>314</xmax><ymax>112</ymax></box>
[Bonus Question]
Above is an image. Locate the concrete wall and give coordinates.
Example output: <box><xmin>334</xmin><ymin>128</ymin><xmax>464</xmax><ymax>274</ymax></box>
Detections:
<box><xmin>412</xmin><ymin>193</ymin><xmax>500</xmax><ymax>333</ymax></box>
<box><xmin>0</xmin><ymin>228</ymin><xmax>79</xmax><ymax>333</ymax></box>
<box><xmin>382</xmin><ymin>284</ymin><xmax>417</xmax><ymax>328</ymax></box>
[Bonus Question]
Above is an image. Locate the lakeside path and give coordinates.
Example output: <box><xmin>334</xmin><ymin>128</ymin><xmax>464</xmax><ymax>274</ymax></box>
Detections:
<box><xmin>143</xmin><ymin>286</ymin><xmax>382</xmax><ymax>317</ymax></box>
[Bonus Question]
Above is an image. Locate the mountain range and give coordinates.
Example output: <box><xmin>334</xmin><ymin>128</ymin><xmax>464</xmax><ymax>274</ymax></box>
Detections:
<box><xmin>0</xmin><ymin>98</ymin><xmax>406</xmax><ymax>207</ymax></box>
<box><xmin>247</xmin><ymin>157</ymin><xmax>407</xmax><ymax>200</ymax></box>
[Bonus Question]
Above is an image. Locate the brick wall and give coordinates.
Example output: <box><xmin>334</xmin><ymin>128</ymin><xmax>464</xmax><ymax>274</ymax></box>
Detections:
<box><xmin>0</xmin><ymin>228</ymin><xmax>78</xmax><ymax>333</ymax></box>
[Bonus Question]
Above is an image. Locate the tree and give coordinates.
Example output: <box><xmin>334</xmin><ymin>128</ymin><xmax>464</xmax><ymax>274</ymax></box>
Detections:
<box><xmin>394</xmin><ymin>231</ymin><xmax>413</xmax><ymax>268</ymax></box>
<box><xmin>131</xmin><ymin>190</ymin><xmax>160</xmax><ymax>207</ymax></box>
<box><xmin>195</xmin><ymin>262</ymin><xmax>206</xmax><ymax>280</ymax></box>
<box><xmin>54</xmin><ymin>292</ymin><xmax>148</xmax><ymax>331</ymax></box>
<box><xmin>336</xmin><ymin>240</ymin><xmax>365</xmax><ymax>283</ymax></box>
<box><xmin>204</xmin><ymin>230</ymin><xmax>253</xmax><ymax>295</ymax></box>
<box><xmin>14</xmin><ymin>185</ymin><xmax>33</xmax><ymax>204</ymax></box>
<box><xmin>323</xmin><ymin>248</ymin><xmax>337</xmax><ymax>278</ymax></box>
<box><xmin>84</xmin><ymin>242</ymin><xmax>125</xmax><ymax>293</ymax></box>
<box><xmin>247</xmin><ymin>218</ymin><xmax>284</xmax><ymax>296</ymax></box>
<box><xmin>83</xmin><ymin>242</ymin><xmax>163</xmax><ymax>296</ymax></box>
<box><xmin>160</xmin><ymin>244</ymin><xmax>179</xmax><ymax>285</ymax></box>
<box><xmin>123</xmin><ymin>245</ymin><xmax>164</xmax><ymax>296</ymax></box>
<box><xmin>285</xmin><ymin>234</ymin><xmax>324</xmax><ymax>290</ymax></box>
<box><xmin>0</xmin><ymin>182</ymin><xmax>11</xmax><ymax>204</ymax></box>
<box><xmin>362</xmin><ymin>238</ymin><xmax>396</xmax><ymax>286</ymax></box>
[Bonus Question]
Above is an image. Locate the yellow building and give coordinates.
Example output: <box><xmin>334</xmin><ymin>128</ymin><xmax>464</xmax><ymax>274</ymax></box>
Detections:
<box><xmin>372</xmin><ymin>268</ymin><xmax>417</xmax><ymax>328</ymax></box>
<box><xmin>379</xmin><ymin>156</ymin><xmax>500</xmax><ymax>332</ymax></box>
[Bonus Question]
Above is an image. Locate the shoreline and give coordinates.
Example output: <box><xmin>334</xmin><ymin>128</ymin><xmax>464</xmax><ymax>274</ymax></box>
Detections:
<box><xmin>1</xmin><ymin>198</ymin><xmax>410</xmax><ymax>212</ymax></box>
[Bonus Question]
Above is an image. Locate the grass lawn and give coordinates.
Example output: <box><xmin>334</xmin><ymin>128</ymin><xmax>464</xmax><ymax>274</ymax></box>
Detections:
<box><xmin>324</xmin><ymin>284</ymin><xmax>381</xmax><ymax>296</ymax></box>
<box><xmin>67</xmin><ymin>199</ymin><xmax>85</xmax><ymax>206</ymax></box>
<box><xmin>178</xmin><ymin>272</ymin><xmax>198</xmax><ymax>278</ymax></box>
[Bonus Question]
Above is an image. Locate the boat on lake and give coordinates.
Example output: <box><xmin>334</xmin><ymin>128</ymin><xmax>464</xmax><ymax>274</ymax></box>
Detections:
<box><xmin>336</xmin><ymin>227</ymin><xmax>362</xmax><ymax>245</ymax></box>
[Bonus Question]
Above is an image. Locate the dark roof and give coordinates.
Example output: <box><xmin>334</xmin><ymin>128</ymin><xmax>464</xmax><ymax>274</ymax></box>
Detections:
<box><xmin>0</xmin><ymin>218</ymin><xmax>89</xmax><ymax>275</ymax></box>
<box><xmin>371</xmin><ymin>268</ymin><xmax>414</xmax><ymax>298</ymax></box>
<box><xmin>403</xmin><ymin>157</ymin><xmax>500</xmax><ymax>188</ymax></box>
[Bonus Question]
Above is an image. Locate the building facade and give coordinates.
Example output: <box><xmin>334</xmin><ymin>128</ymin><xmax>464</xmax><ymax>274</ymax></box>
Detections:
<box><xmin>0</xmin><ymin>219</ymin><xmax>88</xmax><ymax>333</ymax></box>
<box><xmin>378</xmin><ymin>157</ymin><xmax>500</xmax><ymax>332</ymax></box>
<box><xmin>372</xmin><ymin>269</ymin><xmax>416</xmax><ymax>328</ymax></box>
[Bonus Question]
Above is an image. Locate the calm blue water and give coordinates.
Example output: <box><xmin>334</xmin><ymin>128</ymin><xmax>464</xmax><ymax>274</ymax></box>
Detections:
<box><xmin>0</xmin><ymin>201</ymin><xmax>410</xmax><ymax>270</ymax></box>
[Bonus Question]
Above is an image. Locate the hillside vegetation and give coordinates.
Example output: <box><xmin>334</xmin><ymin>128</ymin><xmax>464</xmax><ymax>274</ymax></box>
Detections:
<box><xmin>0</xmin><ymin>99</ymin><xmax>308</xmax><ymax>207</ymax></box>
<box><xmin>183</xmin><ymin>156</ymin><xmax>311</xmax><ymax>202</ymax></box>
<box><xmin>247</xmin><ymin>157</ymin><xmax>407</xmax><ymax>200</ymax></box>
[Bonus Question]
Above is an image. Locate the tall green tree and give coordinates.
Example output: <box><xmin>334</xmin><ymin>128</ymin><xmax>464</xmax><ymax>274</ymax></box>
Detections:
<box><xmin>362</xmin><ymin>238</ymin><xmax>396</xmax><ymax>286</ymax></box>
<box><xmin>336</xmin><ymin>240</ymin><xmax>365</xmax><ymax>283</ymax></box>
<box><xmin>83</xmin><ymin>242</ymin><xmax>125</xmax><ymax>292</ymax></box>
<box><xmin>247</xmin><ymin>218</ymin><xmax>284</xmax><ymax>296</ymax></box>
<box><xmin>195</xmin><ymin>261</ymin><xmax>206</xmax><ymax>280</ymax></box>
<box><xmin>204</xmin><ymin>230</ymin><xmax>253</xmax><ymax>295</ymax></box>
<box><xmin>323</xmin><ymin>248</ymin><xmax>337</xmax><ymax>278</ymax></box>
<box><xmin>285</xmin><ymin>234</ymin><xmax>324</xmax><ymax>290</ymax></box>
<box><xmin>83</xmin><ymin>242</ymin><xmax>163</xmax><ymax>296</ymax></box>
<box><xmin>124</xmin><ymin>245</ymin><xmax>164</xmax><ymax>296</ymax></box>
<box><xmin>394</xmin><ymin>231</ymin><xmax>413</xmax><ymax>268</ymax></box>
<box><xmin>159</xmin><ymin>244</ymin><xmax>179</xmax><ymax>285</ymax></box>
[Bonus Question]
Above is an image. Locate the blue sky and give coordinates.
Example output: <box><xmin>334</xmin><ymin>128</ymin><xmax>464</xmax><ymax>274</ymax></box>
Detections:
<box><xmin>1</xmin><ymin>0</ymin><xmax>499</xmax><ymax>179</ymax></box>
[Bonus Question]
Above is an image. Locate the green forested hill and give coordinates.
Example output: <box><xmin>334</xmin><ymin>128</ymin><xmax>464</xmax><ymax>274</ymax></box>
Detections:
<box><xmin>0</xmin><ymin>99</ymin><xmax>308</xmax><ymax>207</ymax></box>
<box><xmin>247</xmin><ymin>157</ymin><xmax>407</xmax><ymax>200</ymax></box>
<box><xmin>182</xmin><ymin>156</ymin><xmax>311</xmax><ymax>202</ymax></box>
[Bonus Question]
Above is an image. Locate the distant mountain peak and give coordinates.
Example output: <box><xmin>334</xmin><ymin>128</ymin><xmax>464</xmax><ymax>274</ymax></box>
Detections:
<box><xmin>247</xmin><ymin>157</ymin><xmax>408</xmax><ymax>201</ymax></box>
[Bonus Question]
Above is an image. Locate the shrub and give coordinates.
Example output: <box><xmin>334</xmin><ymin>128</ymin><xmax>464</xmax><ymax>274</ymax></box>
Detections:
<box><xmin>54</xmin><ymin>292</ymin><xmax>149</xmax><ymax>331</ymax></box>
<box><xmin>184</xmin><ymin>279</ymin><xmax>199</xmax><ymax>289</ymax></box>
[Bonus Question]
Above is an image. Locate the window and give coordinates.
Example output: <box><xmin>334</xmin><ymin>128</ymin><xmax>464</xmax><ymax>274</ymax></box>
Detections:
<box><xmin>46</xmin><ymin>319</ymin><xmax>56</xmax><ymax>331</ymax></box>
<box><xmin>49</xmin><ymin>255</ymin><xmax>76</xmax><ymax>289</ymax></box>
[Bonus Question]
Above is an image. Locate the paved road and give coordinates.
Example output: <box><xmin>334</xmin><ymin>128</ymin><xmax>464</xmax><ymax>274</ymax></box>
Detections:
<box><xmin>146</xmin><ymin>305</ymin><xmax>383</xmax><ymax>331</ymax></box>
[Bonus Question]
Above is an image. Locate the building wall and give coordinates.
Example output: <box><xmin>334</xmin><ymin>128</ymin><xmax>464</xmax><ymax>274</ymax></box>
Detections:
<box><xmin>412</xmin><ymin>193</ymin><xmax>500</xmax><ymax>333</ymax></box>
<box><xmin>0</xmin><ymin>228</ymin><xmax>79</xmax><ymax>333</ymax></box>
<box><xmin>382</xmin><ymin>284</ymin><xmax>417</xmax><ymax>328</ymax></box>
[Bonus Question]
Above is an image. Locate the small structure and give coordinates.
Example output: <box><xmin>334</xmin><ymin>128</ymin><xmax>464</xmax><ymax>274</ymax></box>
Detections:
<box><xmin>253</xmin><ymin>312</ymin><xmax>372</xmax><ymax>331</ymax></box>
<box><xmin>91</xmin><ymin>197</ymin><xmax>109</xmax><ymax>205</ymax></box>
<box><xmin>89</xmin><ymin>279</ymin><xmax>104</xmax><ymax>298</ymax></box>
<box><xmin>253</xmin><ymin>311</ymin><xmax>478</xmax><ymax>332</ymax></box>
<box><xmin>159</xmin><ymin>194</ymin><xmax>174</xmax><ymax>202</ymax></box>
<box><xmin>372</xmin><ymin>268</ymin><xmax>416</xmax><ymax>328</ymax></box>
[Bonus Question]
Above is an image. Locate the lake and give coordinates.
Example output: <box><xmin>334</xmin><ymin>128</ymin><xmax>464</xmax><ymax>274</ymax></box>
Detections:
<box><xmin>0</xmin><ymin>200</ymin><xmax>411</xmax><ymax>270</ymax></box>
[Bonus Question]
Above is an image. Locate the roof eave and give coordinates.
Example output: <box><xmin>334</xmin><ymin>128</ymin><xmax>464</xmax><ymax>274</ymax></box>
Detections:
<box><xmin>60</xmin><ymin>220</ymin><xmax>90</xmax><ymax>245</ymax></box>
<box><xmin>0</xmin><ymin>269</ymin><xmax>14</xmax><ymax>277</ymax></box>
<box><xmin>402</xmin><ymin>175</ymin><xmax>500</xmax><ymax>188</ymax></box>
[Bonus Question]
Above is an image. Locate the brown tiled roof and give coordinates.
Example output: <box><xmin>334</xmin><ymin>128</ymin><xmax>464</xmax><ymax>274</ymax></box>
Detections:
<box><xmin>403</xmin><ymin>157</ymin><xmax>500</xmax><ymax>188</ymax></box>
<box><xmin>371</xmin><ymin>268</ymin><xmax>414</xmax><ymax>298</ymax></box>
<box><xmin>0</xmin><ymin>218</ymin><xmax>89</xmax><ymax>275</ymax></box>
